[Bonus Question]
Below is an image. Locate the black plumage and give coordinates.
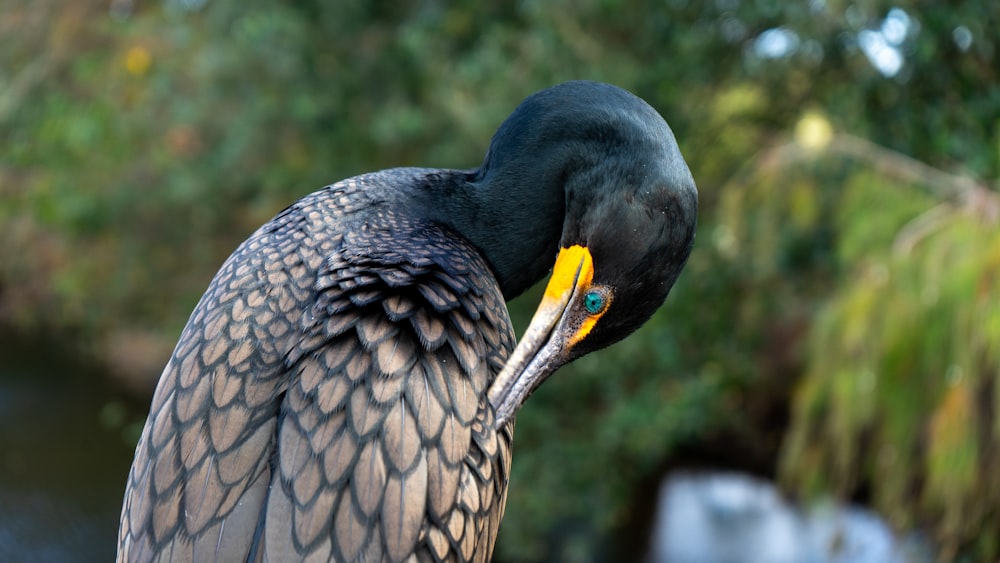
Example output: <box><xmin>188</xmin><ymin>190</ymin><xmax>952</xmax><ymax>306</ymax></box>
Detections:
<box><xmin>118</xmin><ymin>81</ymin><xmax>697</xmax><ymax>562</ymax></box>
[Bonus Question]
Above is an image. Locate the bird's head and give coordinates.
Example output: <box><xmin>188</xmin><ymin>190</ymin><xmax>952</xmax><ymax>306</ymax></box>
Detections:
<box><xmin>487</xmin><ymin>81</ymin><xmax>698</xmax><ymax>427</ymax></box>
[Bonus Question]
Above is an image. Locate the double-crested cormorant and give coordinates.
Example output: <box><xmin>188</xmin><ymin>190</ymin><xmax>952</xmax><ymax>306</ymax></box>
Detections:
<box><xmin>118</xmin><ymin>81</ymin><xmax>697</xmax><ymax>562</ymax></box>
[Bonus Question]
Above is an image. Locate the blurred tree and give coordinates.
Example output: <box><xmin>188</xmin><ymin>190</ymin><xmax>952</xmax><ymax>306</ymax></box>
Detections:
<box><xmin>775</xmin><ymin>142</ymin><xmax>1000</xmax><ymax>559</ymax></box>
<box><xmin>0</xmin><ymin>0</ymin><xmax>997</xmax><ymax>560</ymax></box>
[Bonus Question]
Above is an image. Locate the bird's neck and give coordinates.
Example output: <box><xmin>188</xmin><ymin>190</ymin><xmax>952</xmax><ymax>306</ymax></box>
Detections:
<box><xmin>421</xmin><ymin>166</ymin><xmax>566</xmax><ymax>300</ymax></box>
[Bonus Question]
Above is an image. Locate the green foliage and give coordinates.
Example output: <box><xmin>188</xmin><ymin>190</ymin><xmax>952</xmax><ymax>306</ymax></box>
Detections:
<box><xmin>710</xmin><ymin>128</ymin><xmax>1000</xmax><ymax>558</ymax></box>
<box><xmin>2</xmin><ymin>0</ymin><xmax>999</xmax><ymax>560</ymax></box>
<box><xmin>782</xmin><ymin>196</ymin><xmax>1000</xmax><ymax>558</ymax></box>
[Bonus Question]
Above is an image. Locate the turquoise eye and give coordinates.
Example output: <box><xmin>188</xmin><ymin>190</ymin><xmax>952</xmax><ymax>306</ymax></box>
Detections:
<box><xmin>583</xmin><ymin>290</ymin><xmax>606</xmax><ymax>314</ymax></box>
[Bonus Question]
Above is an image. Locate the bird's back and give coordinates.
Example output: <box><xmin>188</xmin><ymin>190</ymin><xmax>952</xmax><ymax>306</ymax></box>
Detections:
<box><xmin>118</xmin><ymin>169</ymin><xmax>517</xmax><ymax>562</ymax></box>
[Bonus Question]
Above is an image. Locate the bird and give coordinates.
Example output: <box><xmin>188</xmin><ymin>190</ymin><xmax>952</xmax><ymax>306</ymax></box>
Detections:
<box><xmin>117</xmin><ymin>80</ymin><xmax>698</xmax><ymax>563</ymax></box>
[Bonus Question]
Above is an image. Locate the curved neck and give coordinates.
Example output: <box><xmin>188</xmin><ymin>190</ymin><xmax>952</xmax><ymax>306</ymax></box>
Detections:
<box><xmin>413</xmin><ymin>83</ymin><xmax>630</xmax><ymax>298</ymax></box>
<box><xmin>422</xmin><ymin>161</ymin><xmax>567</xmax><ymax>299</ymax></box>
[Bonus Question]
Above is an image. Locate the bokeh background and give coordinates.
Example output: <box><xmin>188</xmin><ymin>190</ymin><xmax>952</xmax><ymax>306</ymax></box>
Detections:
<box><xmin>1</xmin><ymin>0</ymin><xmax>998</xmax><ymax>561</ymax></box>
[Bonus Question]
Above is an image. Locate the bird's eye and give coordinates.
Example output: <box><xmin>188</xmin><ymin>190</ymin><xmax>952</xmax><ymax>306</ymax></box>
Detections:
<box><xmin>583</xmin><ymin>289</ymin><xmax>608</xmax><ymax>315</ymax></box>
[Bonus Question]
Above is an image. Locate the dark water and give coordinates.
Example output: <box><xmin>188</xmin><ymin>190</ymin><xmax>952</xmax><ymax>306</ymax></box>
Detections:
<box><xmin>0</xmin><ymin>332</ymin><xmax>150</xmax><ymax>562</ymax></box>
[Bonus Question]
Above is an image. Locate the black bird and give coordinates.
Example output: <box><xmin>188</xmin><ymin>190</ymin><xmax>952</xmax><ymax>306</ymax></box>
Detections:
<box><xmin>118</xmin><ymin>81</ymin><xmax>697</xmax><ymax>562</ymax></box>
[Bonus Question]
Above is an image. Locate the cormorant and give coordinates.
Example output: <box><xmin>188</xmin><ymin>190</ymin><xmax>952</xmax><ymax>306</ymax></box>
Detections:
<box><xmin>118</xmin><ymin>80</ymin><xmax>697</xmax><ymax>562</ymax></box>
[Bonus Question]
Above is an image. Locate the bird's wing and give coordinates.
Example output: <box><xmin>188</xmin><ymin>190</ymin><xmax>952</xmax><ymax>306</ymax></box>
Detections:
<box><xmin>260</xmin><ymin>217</ymin><xmax>515</xmax><ymax>562</ymax></box>
<box><xmin>119</xmin><ymin>181</ymin><xmax>516</xmax><ymax>562</ymax></box>
<box><xmin>118</xmin><ymin>194</ymin><xmax>323</xmax><ymax>562</ymax></box>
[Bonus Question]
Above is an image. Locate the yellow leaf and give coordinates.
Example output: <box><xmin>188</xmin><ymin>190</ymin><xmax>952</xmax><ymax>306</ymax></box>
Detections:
<box><xmin>927</xmin><ymin>378</ymin><xmax>978</xmax><ymax>497</ymax></box>
<box><xmin>125</xmin><ymin>46</ymin><xmax>151</xmax><ymax>76</ymax></box>
<box><xmin>795</xmin><ymin>111</ymin><xmax>833</xmax><ymax>151</ymax></box>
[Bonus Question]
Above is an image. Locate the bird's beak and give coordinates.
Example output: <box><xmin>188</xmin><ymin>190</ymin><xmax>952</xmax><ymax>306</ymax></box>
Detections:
<box><xmin>488</xmin><ymin>245</ymin><xmax>598</xmax><ymax>428</ymax></box>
